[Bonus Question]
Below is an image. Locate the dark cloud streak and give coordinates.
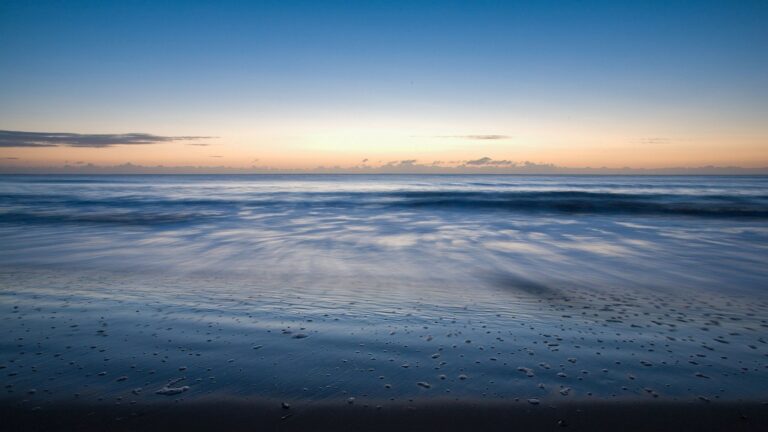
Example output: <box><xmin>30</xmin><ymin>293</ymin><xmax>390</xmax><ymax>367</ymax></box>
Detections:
<box><xmin>464</xmin><ymin>156</ymin><xmax>515</xmax><ymax>166</ymax></box>
<box><xmin>0</xmin><ymin>130</ymin><xmax>212</xmax><ymax>148</ymax></box>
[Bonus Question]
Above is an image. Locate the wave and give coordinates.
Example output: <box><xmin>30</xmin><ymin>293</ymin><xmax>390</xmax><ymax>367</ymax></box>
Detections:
<box><xmin>384</xmin><ymin>191</ymin><xmax>768</xmax><ymax>217</ymax></box>
<box><xmin>1</xmin><ymin>189</ymin><xmax>767</xmax><ymax>226</ymax></box>
<box><xmin>0</xmin><ymin>210</ymin><xmax>221</xmax><ymax>225</ymax></box>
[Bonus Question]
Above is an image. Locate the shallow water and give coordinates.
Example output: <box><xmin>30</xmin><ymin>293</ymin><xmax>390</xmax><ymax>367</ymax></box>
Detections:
<box><xmin>0</xmin><ymin>175</ymin><xmax>767</xmax><ymax>410</ymax></box>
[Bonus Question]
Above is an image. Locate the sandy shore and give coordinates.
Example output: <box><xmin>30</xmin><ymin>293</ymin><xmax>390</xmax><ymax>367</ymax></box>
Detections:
<box><xmin>2</xmin><ymin>176</ymin><xmax>768</xmax><ymax>431</ymax></box>
<box><xmin>2</xmin><ymin>398</ymin><xmax>767</xmax><ymax>431</ymax></box>
<box><xmin>2</xmin><ymin>268</ymin><xmax>767</xmax><ymax>432</ymax></box>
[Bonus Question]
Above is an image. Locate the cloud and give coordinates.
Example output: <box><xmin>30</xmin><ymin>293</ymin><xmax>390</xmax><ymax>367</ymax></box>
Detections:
<box><xmin>383</xmin><ymin>159</ymin><xmax>418</xmax><ymax>167</ymax></box>
<box><xmin>1</xmin><ymin>160</ymin><xmax>766</xmax><ymax>175</ymax></box>
<box><xmin>435</xmin><ymin>134</ymin><xmax>510</xmax><ymax>140</ymax></box>
<box><xmin>464</xmin><ymin>156</ymin><xmax>515</xmax><ymax>166</ymax></box>
<box><xmin>186</xmin><ymin>143</ymin><xmax>211</xmax><ymax>146</ymax></box>
<box><xmin>462</xmin><ymin>134</ymin><xmax>509</xmax><ymax>140</ymax></box>
<box><xmin>522</xmin><ymin>161</ymin><xmax>556</xmax><ymax>169</ymax></box>
<box><xmin>0</xmin><ymin>130</ymin><xmax>212</xmax><ymax>148</ymax></box>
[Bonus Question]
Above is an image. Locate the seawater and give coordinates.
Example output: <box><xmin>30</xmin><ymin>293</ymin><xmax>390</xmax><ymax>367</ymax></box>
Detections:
<box><xmin>0</xmin><ymin>175</ymin><xmax>766</xmax><ymax>405</ymax></box>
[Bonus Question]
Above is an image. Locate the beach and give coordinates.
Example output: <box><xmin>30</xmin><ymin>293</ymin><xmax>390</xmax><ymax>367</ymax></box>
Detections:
<box><xmin>1</xmin><ymin>174</ymin><xmax>767</xmax><ymax>430</ymax></box>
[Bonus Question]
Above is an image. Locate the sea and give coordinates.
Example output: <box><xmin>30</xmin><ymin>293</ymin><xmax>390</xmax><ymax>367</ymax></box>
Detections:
<box><xmin>0</xmin><ymin>174</ymin><xmax>766</xmax><ymax>408</ymax></box>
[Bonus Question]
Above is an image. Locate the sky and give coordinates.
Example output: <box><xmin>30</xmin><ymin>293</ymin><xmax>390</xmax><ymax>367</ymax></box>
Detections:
<box><xmin>1</xmin><ymin>0</ymin><xmax>767</xmax><ymax>173</ymax></box>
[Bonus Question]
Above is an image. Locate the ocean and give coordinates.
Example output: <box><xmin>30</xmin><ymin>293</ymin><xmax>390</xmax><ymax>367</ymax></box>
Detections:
<box><xmin>1</xmin><ymin>175</ymin><xmax>767</xmax><ymax>428</ymax></box>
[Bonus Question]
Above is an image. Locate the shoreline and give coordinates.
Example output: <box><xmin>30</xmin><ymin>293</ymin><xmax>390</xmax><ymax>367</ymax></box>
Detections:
<box><xmin>2</xmin><ymin>175</ymin><xmax>767</xmax><ymax>431</ymax></box>
<box><xmin>2</xmin><ymin>398</ymin><xmax>767</xmax><ymax>431</ymax></box>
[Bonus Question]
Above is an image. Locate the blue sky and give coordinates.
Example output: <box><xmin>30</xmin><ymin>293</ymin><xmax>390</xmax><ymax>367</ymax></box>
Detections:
<box><xmin>1</xmin><ymin>0</ymin><xmax>766</xmax><ymax>171</ymax></box>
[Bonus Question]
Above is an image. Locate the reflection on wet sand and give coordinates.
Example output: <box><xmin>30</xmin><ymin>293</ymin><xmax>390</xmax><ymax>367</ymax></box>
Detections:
<box><xmin>1</xmin><ymin>175</ymin><xmax>767</xmax><ymax>430</ymax></box>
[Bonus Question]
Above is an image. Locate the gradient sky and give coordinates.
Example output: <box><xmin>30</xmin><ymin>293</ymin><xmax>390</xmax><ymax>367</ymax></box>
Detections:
<box><xmin>1</xmin><ymin>0</ymin><xmax>767</xmax><ymax>171</ymax></box>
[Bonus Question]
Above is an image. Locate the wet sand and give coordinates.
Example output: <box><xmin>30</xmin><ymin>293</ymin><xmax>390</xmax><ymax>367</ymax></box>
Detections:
<box><xmin>1</xmin><ymin>175</ymin><xmax>767</xmax><ymax>430</ymax></box>
<box><xmin>2</xmin><ymin>269</ymin><xmax>767</xmax><ymax>431</ymax></box>
<box><xmin>2</xmin><ymin>398</ymin><xmax>768</xmax><ymax>432</ymax></box>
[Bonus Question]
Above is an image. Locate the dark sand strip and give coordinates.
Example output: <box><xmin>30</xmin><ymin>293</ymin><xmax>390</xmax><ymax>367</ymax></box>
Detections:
<box><xmin>2</xmin><ymin>398</ymin><xmax>767</xmax><ymax>432</ymax></box>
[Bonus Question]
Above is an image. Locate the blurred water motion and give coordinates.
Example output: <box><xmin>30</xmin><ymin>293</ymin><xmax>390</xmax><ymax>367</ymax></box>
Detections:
<box><xmin>0</xmin><ymin>175</ymin><xmax>767</xmax><ymax>407</ymax></box>
<box><xmin>0</xmin><ymin>175</ymin><xmax>766</xmax><ymax>296</ymax></box>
